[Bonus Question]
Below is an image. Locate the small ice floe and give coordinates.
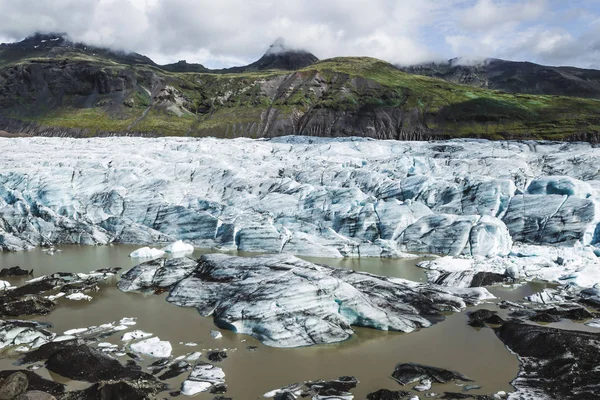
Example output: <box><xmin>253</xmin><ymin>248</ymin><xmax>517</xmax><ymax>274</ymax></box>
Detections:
<box><xmin>130</xmin><ymin>337</ymin><xmax>172</xmax><ymax>358</ymax></box>
<box><xmin>46</xmin><ymin>292</ymin><xmax>65</xmax><ymax>301</ymax></box>
<box><xmin>162</xmin><ymin>240</ymin><xmax>194</xmax><ymax>255</ymax></box>
<box><xmin>42</xmin><ymin>246</ymin><xmax>61</xmax><ymax>255</ymax></box>
<box><xmin>65</xmin><ymin>292</ymin><xmax>93</xmax><ymax>301</ymax></box>
<box><xmin>210</xmin><ymin>330</ymin><xmax>223</xmax><ymax>339</ymax></box>
<box><xmin>52</xmin><ymin>335</ymin><xmax>76</xmax><ymax>342</ymax></box>
<box><xmin>119</xmin><ymin>317</ymin><xmax>137</xmax><ymax>326</ymax></box>
<box><xmin>98</xmin><ymin>342</ymin><xmax>118</xmax><ymax>348</ymax></box>
<box><xmin>129</xmin><ymin>247</ymin><xmax>166</xmax><ymax>259</ymax></box>
<box><xmin>585</xmin><ymin>319</ymin><xmax>600</xmax><ymax>328</ymax></box>
<box><xmin>184</xmin><ymin>342</ymin><xmax>198</xmax><ymax>347</ymax></box>
<box><xmin>0</xmin><ymin>320</ymin><xmax>55</xmax><ymax>350</ymax></box>
<box><xmin>181</xmin><ymin>363</ymin><xmax>225</xmax><ymax>395</ymax></box>
<box><xmin>526</xmin><ymin>288</ymin><xmax>569</xmax><ymax>305</ymax></box>
<box><xmin>64</xmin><ymin>327</ymin><xmax>88</xmax><ymax>336</ymax></box>
<box><xmin>122</xmin><ymin>330</ymin><xmax>153</xmax><ymax>341</ymax></box>
<box><xmin>414</xmin><ymin>378</ymin><xmax>432</xmax><ymax>391</ymax></box>
<box><xmin>0</xmin><ymin>280</ymin><xmax>15</xmax><ymax>291</ymax></box>
<box><xmin>186</xmin><ymin>352</ymin><xmax>202</xmax><ymax>361</ymax></box>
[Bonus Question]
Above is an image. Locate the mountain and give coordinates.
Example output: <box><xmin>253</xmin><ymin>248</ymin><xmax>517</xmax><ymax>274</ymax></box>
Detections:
<box><xmin>161</xmin><ymin>60</ymin><xmax>209</xmax><ymax>73</ymax></box>
<box><xmin>222</xmin><ymin>39</ymin><xmax>319</xmax><ymax>73</ymax></box>
<box><xmin>0</xmin><ymin>33</ymin><xmax>157</xmax><ymax>67</ymax></box>
<box><xmin>400</xmin><ymin>58</ymin><xmax>600</xmax><ymax>99</ymax></box>
<box><xmin>1</xmin><ymin>35</ymin><xmax>600</xmax><ymax>141</ymax></box>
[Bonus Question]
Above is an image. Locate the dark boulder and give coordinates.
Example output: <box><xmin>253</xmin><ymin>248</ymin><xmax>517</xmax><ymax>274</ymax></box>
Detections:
<box><xmin>0</xmin><ymin>266</ymin><xmax>32</xmax><ymax>277</ymax></box>
<box><xmin>0</xmin><ymin>371</ymin><xmax>28</xmax><ymax>399</ymax></box>
<box><xmin>469</xmin><ymin>272</ymin><xmax>512</xmax><ymax>287</ymax></box>
<box><xmin>59</xmin><ymin>378</ymin><xmax>167</xmax><ymax>400</ymax></box>
<box><xmin>366</xmin><ymin>389</ymin><xmax>411</xmax><ymax>399</ymax></box>
<box><xmin>496</xmin><ymin>322</ymin><xmax>600</xmax><ymax>399</ymax></box>
<box><xmin>467</xmin><ymin>309</ymin><xmax>505</xmax><ymax>327</ymax></box>
<box><xmin>45</xmin><ymin>344</ymin><xmax>151</xmax><ymax>382</ymax></box>
<box><xmin>391</xmin><ymin>363</ymin><xmax>472</xmax><ymax>386</ymax></box>
<box><xmin>207</xmin><ymin>351</ymin><xmax>227</xmax><ymax>363</ymax></box>
<box><xmin>16</xmin><ymin>391</ymin><xmax>57</xmax><ymax>400</ymax></box>
<box><xmin>0</xmin><ymin>371</ymin><xmax>64</xmax><ymax>396</ymax></box>
<box><xmin>0</xmin><ymin>295</ymin><xmax>56</xmax><ymax>317</ymax></box>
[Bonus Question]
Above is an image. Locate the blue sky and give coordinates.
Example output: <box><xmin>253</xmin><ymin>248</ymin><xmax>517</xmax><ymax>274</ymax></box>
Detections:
<box><xmin>1</xmin><ymin>0</ymin><xmax>599</xmax><ymax>68</ymax></box>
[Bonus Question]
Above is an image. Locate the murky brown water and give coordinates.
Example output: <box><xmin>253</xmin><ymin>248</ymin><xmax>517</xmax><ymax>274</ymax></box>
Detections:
<box><xmin>0</xmin><ymin>245</ymin><xmax>589</xmax><ymax>399</ymax></box>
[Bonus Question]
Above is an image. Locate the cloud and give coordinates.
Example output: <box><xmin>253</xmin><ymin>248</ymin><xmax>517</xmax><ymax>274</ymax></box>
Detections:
<box><xmin>0</xmin><ymin>0</ymin><xmax>599</xmax><ymax>68</ymax></box>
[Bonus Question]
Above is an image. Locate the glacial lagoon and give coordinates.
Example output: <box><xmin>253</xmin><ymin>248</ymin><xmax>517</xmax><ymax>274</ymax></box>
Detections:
<box><xmin>0</xmin><ymin>244</ymin><xmax>579</xmax><ymax>399</ymax></box>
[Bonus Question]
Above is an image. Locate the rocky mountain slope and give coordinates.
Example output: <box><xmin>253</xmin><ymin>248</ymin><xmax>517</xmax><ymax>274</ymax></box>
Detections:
<box><xmin>400</xmin><ymin>57</ymin><xmax>600</xmax><ymax>99</ymax></box>
<box><xmin>1</xmin><ymin>35</ymin><xmax>600</xmax><ymax>141</ymax></box>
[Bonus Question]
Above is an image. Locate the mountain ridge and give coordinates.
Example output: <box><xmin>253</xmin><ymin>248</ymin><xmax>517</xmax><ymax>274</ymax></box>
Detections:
<box><xmin>1</xmin><ymin>34</ymin><xmax>600</xmax><ymax>142</ymax></box>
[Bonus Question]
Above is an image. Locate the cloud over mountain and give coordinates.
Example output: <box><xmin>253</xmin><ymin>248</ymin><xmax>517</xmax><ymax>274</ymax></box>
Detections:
<box><xmin>0</xmin><ymin>0</ymin><xmax>598</xmax><ymax>68</ymax></box>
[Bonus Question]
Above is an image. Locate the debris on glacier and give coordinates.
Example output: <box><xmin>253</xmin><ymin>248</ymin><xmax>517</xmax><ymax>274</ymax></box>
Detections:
<box><xmin>264</xmin><ymin>376</ymin><xmax>358</xmax><ymax>399</ymax></box>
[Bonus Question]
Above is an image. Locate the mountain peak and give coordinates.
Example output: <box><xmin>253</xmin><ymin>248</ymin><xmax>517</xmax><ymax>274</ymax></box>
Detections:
<box><xmin>265</xmin><ymin>38</ymin><xmax>288</xmax><ymax>55</ymax></box>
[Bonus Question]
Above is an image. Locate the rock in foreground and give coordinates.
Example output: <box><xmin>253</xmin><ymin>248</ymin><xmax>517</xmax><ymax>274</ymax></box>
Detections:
<box><xmin>120</xmin><ymin>254</ymin><xmax>492</xmax><ymax>347</ymax></box>
<box><xmin>497</xmin><ymin>322</ymin><xmax>600</xmax><ymax>399</ymax></box>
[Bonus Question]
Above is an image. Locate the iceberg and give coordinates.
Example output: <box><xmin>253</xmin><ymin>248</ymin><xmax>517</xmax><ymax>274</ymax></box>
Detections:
<box><xmin>129</xmin><ymin>247</ymin><xmax>166</xmax><ymax>259</ymax></box>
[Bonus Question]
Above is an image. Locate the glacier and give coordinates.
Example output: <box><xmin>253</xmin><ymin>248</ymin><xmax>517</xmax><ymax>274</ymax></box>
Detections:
<box><xmin>0</xmin><ymin>136</ymin><xmax>599</xmax><ymax>284</ymax></box>
<box><xmin>119</xmin><ymin>253</ymin><xmax>494</xmax><ymax>347</ymax></box>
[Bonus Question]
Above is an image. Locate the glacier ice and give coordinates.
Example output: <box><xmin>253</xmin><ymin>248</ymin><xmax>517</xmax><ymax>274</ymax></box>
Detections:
<box><xmin>1</xmin><ymin>136</ymin><xmax>600</xmax><ymax>291</ymax></box>
<box><xmin>119</xmin><ymin>253</ymin><xmax>493</xmax><ymax>347</ymax></box>
<box><xmin>0</xmin><ymin>136</ymin><xmax>597</xmax><ymax>258</ymax></box>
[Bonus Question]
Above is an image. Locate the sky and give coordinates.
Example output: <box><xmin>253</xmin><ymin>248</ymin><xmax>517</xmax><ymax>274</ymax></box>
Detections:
<box><xmin>0</xmin><ymin>0</ymin><xmax>599</xmax><ymax>69</ymax></box>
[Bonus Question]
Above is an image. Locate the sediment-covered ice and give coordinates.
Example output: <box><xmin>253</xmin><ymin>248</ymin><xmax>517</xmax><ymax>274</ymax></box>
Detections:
<box><xmin>181</xmin><ymin>363</ymin><xmax>225</xmax><ymax>395</ymax></box>
<box><xmin>120</xmin><ymin>253</ymin><xmax>493</xmax><ymax>347</ymax></box>
<box><xmin>0</xmin><ymin>137</ymin><xmax>598</xmax><ymax>260</ymax></box>
<box><xmin>418</xmin><ymin>243</ymin><xmax>600</xmax><ymax>289</ymax></box>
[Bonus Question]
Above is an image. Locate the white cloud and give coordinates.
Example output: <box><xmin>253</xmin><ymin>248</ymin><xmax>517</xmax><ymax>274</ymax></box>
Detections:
<box><xmin>0</xmin><ymin>0</ymin><xmax>599</xmax><ymax>68</ymax></box>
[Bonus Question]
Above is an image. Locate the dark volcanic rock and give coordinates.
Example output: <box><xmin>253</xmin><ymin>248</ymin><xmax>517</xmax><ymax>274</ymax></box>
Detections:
<box><xmin>497</xmin><ymin>322</ymin><xmax>600</xmax><ymax>399</ymax></box>
<box><xmin>17</xmin><ymin>340</ymin><xmax>80</xmax><ymax>366</ymax></box>
<box><xmin>305</xmin><ymin>376</ymin><xmax>358</xmax><ymax>395</ymax></box>
<box><xmin>0</xmin><ymin>371</ymin><xmax>28</xmax><ymax>399</ymax></box>
<box><xmin>0</xmin><ymin>370</ymin><xmax>64</xmax><ymax>396</ymax></box>
<box><xmin>45</xmin><ymin>344</ymin><xmax>150</xmax><ymax>382</ymax></box>
<box><xmin>207</xmin><ymin>351</ymin><xmax>227</xmax><ymax>363</ymax></box>
<box><xmin>469</xmin><ymin>272</ymin><xmax>512</xmax><ymax>287</ymax></box>
<box><xmin>16</xmin><ymin>390</ymin><xmax>57</xmax><ymax>400</ymax></box>
<box><xmin>467</xmin><ymin>309</ymin><xmax>505</xmax><ymax>327</ymax></box>
<box><xmin>0</xmin><ymin>294</ymin><xmax>56</xmax><ymax>317</ymax></box>
<box><xmin>529</xmin><ymin>305</ymin><xmax>594</xmax><ymax>323</ymax></box>
<box><xmin>391</xmin><ymin>363</ymin><xmax>472</xmax><ymax>386</ymax></box>
<box><xmin>158</xmin><ymin>361</ymin><xmax>191</xmax><ymax>381</ymax></box>
<box><xmin>59</xmin><ymin>378</ymin><xmax>167</xmax><ymax>400</ymax></box>
<box><xmin>366</xmin><ymin>389</ymin><xmax>411</xmax><ymax>399</ymax></box>
<box><xmin>266</xmin><ymin>376</ymin><xmax>358</xmax><ymax>399</ymax></box>
<box><xmin>0</xmin><ymin>266</ymin><xmax>31</xmax><ymax>277</ymax></box>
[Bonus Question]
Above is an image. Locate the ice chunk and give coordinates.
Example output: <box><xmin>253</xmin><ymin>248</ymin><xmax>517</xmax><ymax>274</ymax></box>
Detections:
<box><xmin>122</xmin><ymin>330</ymin><xmax>153</xmax><ymax>341</ymax></box>
<box><xmin>130</xmin><ymin>336</ymin><xmax>172</xmax><ymax>358</ymax></box>
<box><xmin>162</xmin><ymin>240</ymin><xmax>194</xmax><ymax>254</ymax></box>
<box><xmin>65</xmin><ymin>293</ymin><xmax>92</xmax><ymax>301</ymax></box>
<box><xmin>129</xmin><ymin>247</ymin><xmax>165</xmax><ymax>259</ymax></box>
